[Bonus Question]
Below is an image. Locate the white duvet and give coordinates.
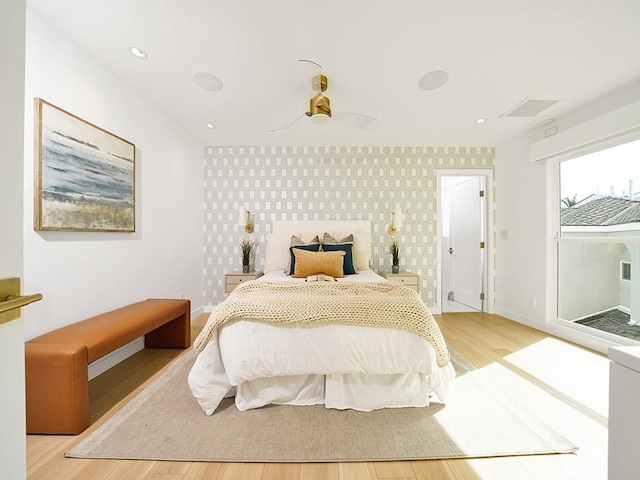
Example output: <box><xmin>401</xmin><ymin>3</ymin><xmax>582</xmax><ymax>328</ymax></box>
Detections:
<box><xmin>188</xmin><ymin>270</ymin><xmax>455</xmax><ymax>415</ymax></box>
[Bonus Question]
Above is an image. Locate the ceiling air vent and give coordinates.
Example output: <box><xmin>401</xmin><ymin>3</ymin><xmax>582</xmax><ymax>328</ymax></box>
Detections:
<box><xmin>499</xmin><ymin>96</ymin><xmax>560</xmax><ymax>118</ymax></box>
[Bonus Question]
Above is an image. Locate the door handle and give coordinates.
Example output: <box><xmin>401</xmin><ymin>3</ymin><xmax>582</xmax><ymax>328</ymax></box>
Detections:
<box><xmin>0</xmin><ymin>293</ymin><xmax>43</xmax><ymax>314</ymax></box>
<box><xmin>448</xmin><ymin>248</ymin><xmax>454</xmax><ymax>254</ymax></box>
<box><xmin>0</xmin><ymin>277</ymin><xmax>43</xmax><ymax>325</ymax></box>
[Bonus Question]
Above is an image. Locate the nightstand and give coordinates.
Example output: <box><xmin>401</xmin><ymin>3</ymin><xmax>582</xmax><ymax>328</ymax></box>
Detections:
<box><xmin>225</xmin><ymin>271</ymin><xmax>263</xmax><ymax>293</ymax></box>
<box><xmin>380</xmin><ymin>271</ymin><xmax>419</xmax><ymax>292</ymax></box>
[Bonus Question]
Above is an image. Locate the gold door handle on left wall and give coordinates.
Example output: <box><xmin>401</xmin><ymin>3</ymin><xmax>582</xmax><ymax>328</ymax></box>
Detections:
<box><xmin>0</xmin><ymin>277</ymin><xmax>43</xmax><ymax>325</ymax></box>
<box><xmin>0</xmin><ymin>293</ymin><xmax>43</xmax><ymax>315</ymax></box>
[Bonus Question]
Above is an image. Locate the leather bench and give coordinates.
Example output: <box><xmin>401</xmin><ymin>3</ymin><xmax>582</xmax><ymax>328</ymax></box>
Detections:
<box><xmin>25</xmin><ymin>298</ymin><xmax>191</xmax><ymax>434</ymax></box>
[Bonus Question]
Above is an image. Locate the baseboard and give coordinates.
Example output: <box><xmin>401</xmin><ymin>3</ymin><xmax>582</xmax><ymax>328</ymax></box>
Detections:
<box><xmin>88</xmin><ymin>304</ymin><xmax>205</xmax><ymax>380</ymax></box>
<box><xmin>88</xmin><ymin>337</ymin><xmax>144</xmax><ymax>380</ymax></box>
<box><xmin>494</xmin><ymin>307</ymin><xmax>639</xmax><ymax>355</ymax></box>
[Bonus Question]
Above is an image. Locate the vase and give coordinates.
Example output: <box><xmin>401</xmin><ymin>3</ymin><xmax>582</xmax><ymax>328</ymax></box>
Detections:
<box><xmin>392</xmin><ymin>264</ymin><xmax>399</xmax><ymax>274</ymax></box>
<box><xmin>242</xmin><ymin>264</ymin><xmax>250</xmax><ymax>273</ymax></box>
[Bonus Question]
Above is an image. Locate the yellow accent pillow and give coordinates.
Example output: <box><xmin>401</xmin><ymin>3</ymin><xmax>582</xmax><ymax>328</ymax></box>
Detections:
<box><xmin>292</xmin><ymin>249</ymin><xmax>346</xmax><ymax>278</ymax></box>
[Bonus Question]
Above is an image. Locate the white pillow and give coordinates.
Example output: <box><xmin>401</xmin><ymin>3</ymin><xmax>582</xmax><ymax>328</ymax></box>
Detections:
<box><xmin>263</xmin><ymin>233</ymin><xmax>291</xmax><ymax>273</ymax></box>
<box><xmin>351</xmin><ymin>231</ymin><xmax>372</xmax><ymax>270</ymax></box>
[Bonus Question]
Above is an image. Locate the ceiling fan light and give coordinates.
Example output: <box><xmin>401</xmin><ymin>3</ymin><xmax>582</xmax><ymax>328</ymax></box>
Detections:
<box><xmin>311</xmin><ymin>74</ymin><xmax>328</xmax><ymax>93</ymax></box>
<box><xmin>310</xmin><ymin>113</ymin><xmax>331</xmax><ymax>125</ymax></box>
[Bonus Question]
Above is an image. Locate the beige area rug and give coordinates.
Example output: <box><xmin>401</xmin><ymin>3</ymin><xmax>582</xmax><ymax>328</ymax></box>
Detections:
<box><xmin>66</xmin><ymin>348</ymin><xmax>577</xmax><ymax>463</ymax></box>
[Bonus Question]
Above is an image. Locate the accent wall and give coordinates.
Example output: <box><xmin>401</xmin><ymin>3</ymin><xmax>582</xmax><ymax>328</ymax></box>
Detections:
<box><xmin>204</xmin><ymin>145</ymin><xmax>495</xmax><ymax>308</ymax></box>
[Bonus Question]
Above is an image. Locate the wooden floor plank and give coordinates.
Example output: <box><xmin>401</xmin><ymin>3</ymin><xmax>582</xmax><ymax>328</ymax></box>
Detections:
<box><xmin>373</xmin><ymin>460</ymin><xmax>415</xmax><ymax>478</ymax></box>
<box><xmin>103</xmin><ymin>460</ymin><xmax>155</xmax><ymax>480</ymax></box>
<box><xmin>260</xmin><ymin>463</ymin><xmax>302</xmax><ymax>480</ymax></box>
<box><xmin>183</xmin><ymin>462</ymin><xmax>227</xmax><ymax>480</ymax></box>
<box><xmin>443</xmin><ymin>459</ymin><xmax>487</xmax><ymax>480</ymax></box>
<box><xmin>300</xmin><ymin>463</ymin><xmax>340</xmax><ymax>480</ymax></box>
<box><xmin>147</xmin><ymin>461</ymin><xmax>191</xmax><ymax>475</ymax></box>
<box><xmin>410</xmin><ymin>460</ymin><xmax>456</xmax><ymax>480</ymax></box>
<box><xmin>220</xmin><ymin>462</ymin><xmax>263</xmax><ymax>480</ymax></box>
<box><xmin>337</xmin><ymin>462</ymin><xmax>378</xmax><ymax>480</ymax></box>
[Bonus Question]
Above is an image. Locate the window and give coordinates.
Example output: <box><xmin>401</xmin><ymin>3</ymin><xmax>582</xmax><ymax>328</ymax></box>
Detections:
<box><xmin>621</xmin><ymin>262</ymin><xmax>631</xmax><ymax>282</ymax></box>
<box><xmin>560</xmin><ymin>139</ymin><xmax>640</xmax><ymax>238</ymax></box>
<box><xmin>557</xmin><ymin>138</ymin><xmax>640</xmax><ymax>339</ymax></box>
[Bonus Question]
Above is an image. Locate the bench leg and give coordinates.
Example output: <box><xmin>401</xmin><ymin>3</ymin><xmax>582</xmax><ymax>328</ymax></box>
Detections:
<box><xmin>25</xmin><ymin>343</ymin><xmax>90</xmax><ymax>435</ymax></box>
<box><xmin>145</xmin><ymin>309</ymin><xmax>191</xmax><ymax>349</ymax></box>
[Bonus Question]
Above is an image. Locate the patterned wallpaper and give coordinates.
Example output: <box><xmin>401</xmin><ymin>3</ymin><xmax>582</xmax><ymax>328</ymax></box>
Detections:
<box><xmin>203</xmin><ymin>146</ymin><xmax>495</xmax><ymax>308</ymax></box>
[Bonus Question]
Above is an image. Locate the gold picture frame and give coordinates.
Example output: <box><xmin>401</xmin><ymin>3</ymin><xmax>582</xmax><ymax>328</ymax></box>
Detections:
<box><xmin>34</xmin><ymin>98</ymin><xmax>136</xmax><ymax>232</ymax></box>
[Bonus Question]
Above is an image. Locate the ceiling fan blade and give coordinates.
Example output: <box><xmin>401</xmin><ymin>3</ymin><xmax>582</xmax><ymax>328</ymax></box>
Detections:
<box><xmin>297</xmin><ymin>59</ymin><xmax>323</xmax><ymax>93</ymax></box>
<box><xmin>332</xmin><ymin>112</ymin><xmax>380</xmax><ymax>131</ymax></box>
<box><xmin>268</xmin><ymin>112</ymin><xmax>307</xmax><ymax>133</ymax></box>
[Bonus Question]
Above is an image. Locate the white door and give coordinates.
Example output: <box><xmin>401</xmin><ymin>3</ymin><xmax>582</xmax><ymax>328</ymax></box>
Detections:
<box><xmin>0</xmin><ymin>1</ymin><xmax>27</xmax><ymax>478</ymax></box>
<box><xmin>447</xmin><ymin>177</ymin><xmax>484</xmax><ymax>310</ymax></box>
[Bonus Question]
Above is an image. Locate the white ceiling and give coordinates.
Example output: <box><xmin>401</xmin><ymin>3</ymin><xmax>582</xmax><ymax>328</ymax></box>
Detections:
<box><xmin>27</xmin><ymin>0</ymin><xmax>640</xmax><ymax>147</ymax></box>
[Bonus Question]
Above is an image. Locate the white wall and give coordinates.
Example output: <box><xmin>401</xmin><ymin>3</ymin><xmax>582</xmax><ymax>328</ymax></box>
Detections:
<box><xmin>22</xmin><ymin>11</ymin><xmax>204</xmax><ymax>340</ymax></box>
<box><xmin>494</xmin><ymin>133</ymin><xmax>548</xmax><ymax>323</ymax></box>
<box><xmin>558</xmin><ymin>242</ymin><xmax>623</xmax><ymax>320</ymax></box>
<box><xmin>0</xmin><ymin>1</ymin><xmax>26</xmax><ymax>478</ymax></box>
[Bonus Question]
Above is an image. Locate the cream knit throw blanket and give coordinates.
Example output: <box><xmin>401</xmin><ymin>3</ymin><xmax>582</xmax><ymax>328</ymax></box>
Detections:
<box><xmin>194</xmin><ymin>281</ymin><xmax>450</xmax><ymax>367</ymax></box>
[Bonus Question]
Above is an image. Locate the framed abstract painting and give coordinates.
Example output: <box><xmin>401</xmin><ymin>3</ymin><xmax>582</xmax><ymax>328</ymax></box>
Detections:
<box><xmin>34</xmin><ymin>98</ymin><xmax>136</xmax><ymax>232</ymax></box>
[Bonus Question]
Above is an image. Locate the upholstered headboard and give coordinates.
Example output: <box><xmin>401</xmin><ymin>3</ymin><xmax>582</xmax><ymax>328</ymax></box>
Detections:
<box><xmin>264</xmin><ymin>220</ymin><xmax>372</xmax><ymax>273</ymax></box>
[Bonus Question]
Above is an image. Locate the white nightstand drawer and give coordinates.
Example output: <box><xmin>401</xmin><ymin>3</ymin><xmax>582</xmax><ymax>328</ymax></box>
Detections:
<box><xmin>388</xmin><ymin>276</ymin><xmax>418</xmax><ymax>287</ymax></box>
<box><xmin>380</xmin><ymin>272</ymin><xmax>420</xmax><ymax>292</ymax></box>
<box><xmin>225</xmin><ymin>271</ymin><xmax>263</xmax><ymax>293</ymax></box>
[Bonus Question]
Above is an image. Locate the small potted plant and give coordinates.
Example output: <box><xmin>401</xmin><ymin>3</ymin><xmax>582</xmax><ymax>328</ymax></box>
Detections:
<box><xmin>387</xmin><ymin>238</ymin><xmax>401</xmax><ymax>273</ymax></box>
<box><xmin>240</xmin><ymin>237</ymin><xmax>256</xmax><ymax>273</ymax></box>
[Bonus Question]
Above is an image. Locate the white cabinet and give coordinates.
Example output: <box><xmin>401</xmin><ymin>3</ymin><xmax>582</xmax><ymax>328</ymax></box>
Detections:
<box><xmin>608</xmin><ymin>346</ymin><xmax>640</xmax><ymax>480</ymax></box>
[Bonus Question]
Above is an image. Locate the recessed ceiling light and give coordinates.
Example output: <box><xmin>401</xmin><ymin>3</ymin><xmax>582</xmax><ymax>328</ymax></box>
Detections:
<box><xmin>475</xmin><ymin>118</ymin><xmax>486</xmax><ymax>124</ymax></box>
<box><xmin>418</xmin><ymin>70</ymin><xmax>449</xmax><ymax>91</ymax></box>
<box><xmin>193</xmin><ymin>71</ymin><xmax>224</xmax><ymax>92</ymax></box>
<box><xmin>128</xmin><ymin>47</ymin><xmax>148</xmax><ymax>59</ymax></box>
<box><xmin>205</xmin><ymin>123</ymin><xmax>216</xmax><ymax>129</ymax></box>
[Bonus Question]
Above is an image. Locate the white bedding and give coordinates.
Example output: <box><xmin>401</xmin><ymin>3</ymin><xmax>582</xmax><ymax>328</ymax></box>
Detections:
<box><xmin>188</xmin><ymin>269</ymin><xmax>455</xmax><ymax>415</ymax></box>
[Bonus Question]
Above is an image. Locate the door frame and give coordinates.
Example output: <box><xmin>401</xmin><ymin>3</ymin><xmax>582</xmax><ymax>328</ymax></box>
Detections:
<box><xmin>436</xmin><ymin>169</ymin><xmax>495</xmax><ymax>315</ymax></box>
<box><xmin>1</xmin><ymin>0</ymin><xmax>26</xmax><ymax>477</ymax></box>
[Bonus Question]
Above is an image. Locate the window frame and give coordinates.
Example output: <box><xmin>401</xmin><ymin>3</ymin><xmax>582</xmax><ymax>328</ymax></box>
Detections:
<box><xmin>549</xmin><ymin>134</ymin><xmax>640</xmax><ymax>327</ymax></box>
<box><xmin>621</xmin><ymin>261</ymin><xmax>631</xmax><ymax>282</ymax></box>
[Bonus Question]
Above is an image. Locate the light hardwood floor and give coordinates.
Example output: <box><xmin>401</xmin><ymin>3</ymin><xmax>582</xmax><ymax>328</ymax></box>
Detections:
<box><xmin>26</xmin><ymin>312</ymin><xmax>610</xmax><ymax>480</ymax></box>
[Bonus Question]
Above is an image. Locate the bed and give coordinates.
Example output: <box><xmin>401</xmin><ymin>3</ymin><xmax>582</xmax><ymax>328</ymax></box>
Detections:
<box><xmin>188</xmin><ymin>220</ymin><xmax>455</xmax><ymax>415</ymax></box>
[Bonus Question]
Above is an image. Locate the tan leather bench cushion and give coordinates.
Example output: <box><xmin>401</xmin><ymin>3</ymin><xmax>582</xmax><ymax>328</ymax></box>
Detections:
<box><xmin>28</xmin><ymin>299</ymin><xmax>189</xmax><ymax>363</ymax></box>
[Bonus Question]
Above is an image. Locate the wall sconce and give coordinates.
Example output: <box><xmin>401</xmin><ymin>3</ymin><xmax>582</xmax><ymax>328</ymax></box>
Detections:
<box><xmin>238</xmin><ymin>206</ymin><xmax>254</xmax><ymax>234</ymax></box>
<box><xmin>387</xmin><ymin>205</ymin><xmax>403</xmax><ymax>235</ymax></box>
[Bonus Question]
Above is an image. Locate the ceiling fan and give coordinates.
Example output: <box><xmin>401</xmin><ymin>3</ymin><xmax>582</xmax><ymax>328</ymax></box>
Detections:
<box><xmin>269</xmin><ymin>60</ymin><xmax>380</xmax><ymax>133</ymax></box>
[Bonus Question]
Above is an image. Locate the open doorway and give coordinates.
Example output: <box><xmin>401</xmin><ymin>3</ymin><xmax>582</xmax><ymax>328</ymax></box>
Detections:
<box><xmin>437</xmin><ymin>171</ymin><xmax>492</xmax><ymax>313</ymax></box>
